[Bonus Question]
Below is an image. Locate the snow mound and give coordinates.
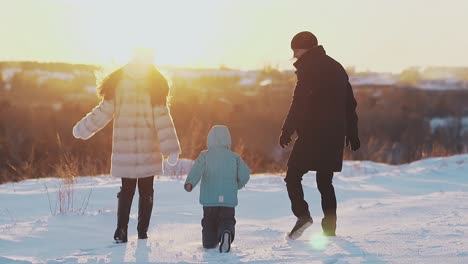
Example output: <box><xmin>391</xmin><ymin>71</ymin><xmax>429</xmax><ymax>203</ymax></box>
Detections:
<box><xmin>1</xmin><ymin>155</ymin><xmax>467</xmax><ymax>263</ymax></box>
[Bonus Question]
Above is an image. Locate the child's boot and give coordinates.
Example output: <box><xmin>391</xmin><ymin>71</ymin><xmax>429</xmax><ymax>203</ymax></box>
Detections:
<box><xmin>219</xmin><ymin>230</ymin><xmax>232</xmax><ymax>253</ymax></box>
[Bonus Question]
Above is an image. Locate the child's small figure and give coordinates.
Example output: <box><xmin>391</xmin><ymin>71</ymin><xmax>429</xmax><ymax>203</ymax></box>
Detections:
<box><xmin>184</xmin><ymin>125</ymin><xmax>250</xmax><ymax>253</ymax></box>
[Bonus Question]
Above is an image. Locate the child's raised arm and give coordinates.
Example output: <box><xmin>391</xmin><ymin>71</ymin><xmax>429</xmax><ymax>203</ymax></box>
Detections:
<box><xmin>184</xmin><ymin>153</ymin><xmax>206</xmax><ymax>192</ymax></box>
<box><xmin>73</xmin><ymin>99</ymin><xmax>114</xmax><ymax>140</ymax></box>
<box><xmin>236</xmin><ymin>156</ymin><xmax>250</xmax><ymax>190</ymax></box>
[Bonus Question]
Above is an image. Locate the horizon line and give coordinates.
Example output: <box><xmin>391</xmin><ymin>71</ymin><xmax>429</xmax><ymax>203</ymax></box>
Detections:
<box><xmin>2</xmin><ymin>60</ymin><xmax>468</xmax><ymax>75</ymax></box>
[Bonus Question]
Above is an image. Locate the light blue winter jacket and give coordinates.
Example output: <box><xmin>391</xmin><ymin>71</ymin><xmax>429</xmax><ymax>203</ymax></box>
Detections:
<box><xmin>185</xmin><ymin>125</ymin><xmax>250</xmax><ymax>207</ymax></box>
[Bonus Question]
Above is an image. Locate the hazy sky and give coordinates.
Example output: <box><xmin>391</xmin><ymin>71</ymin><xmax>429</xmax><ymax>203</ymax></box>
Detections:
<box><xmin>1</xmin><ymin>0</ymin><xmax>467</xmax><ymax>72</ymax></box>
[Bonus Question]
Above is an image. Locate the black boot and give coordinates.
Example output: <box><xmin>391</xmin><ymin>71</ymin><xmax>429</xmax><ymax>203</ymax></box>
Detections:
<box><xmin>137</xmin><ymin>193</ymin><xmax>153</xmax><ymax>239</ymax></box>
<box><xmin>114</xmin><ymin>187</ymin><xmax>134</xmax><ymax>243</ymax></box>
<box><xmin>114</xmin><ymin>227</ymin><xmax>128</xmax><ymax>243</ymax></box>
<box><xmin>321</xmin><ymin>215</ymin><xmax>336</xmax><ymax>236</ymax></box>
<box><xmin>287</xmin><ymin>216</ymin><xmax>313</xmax><ymax>240</ymax></box>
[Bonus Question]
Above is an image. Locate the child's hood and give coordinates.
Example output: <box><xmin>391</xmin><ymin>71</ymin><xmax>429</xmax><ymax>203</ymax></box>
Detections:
<box><xmin>207</xmin><ymin>125</ymin><xmax>232</xmax><ymax>150</ymax></box>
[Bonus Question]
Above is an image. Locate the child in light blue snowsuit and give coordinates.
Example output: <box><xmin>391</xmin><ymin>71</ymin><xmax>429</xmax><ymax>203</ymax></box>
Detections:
<box><xmin>184</xmin><ymin>125</ymin><xmax>250</xmax><ymax>253</ymax></box>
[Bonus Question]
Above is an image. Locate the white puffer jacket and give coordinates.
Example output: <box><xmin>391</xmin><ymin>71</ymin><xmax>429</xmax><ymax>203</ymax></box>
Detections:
<box><xmin>72</xmin><ymin>67</ymin><xmax>181</xmax><ymax>178</ymax></box>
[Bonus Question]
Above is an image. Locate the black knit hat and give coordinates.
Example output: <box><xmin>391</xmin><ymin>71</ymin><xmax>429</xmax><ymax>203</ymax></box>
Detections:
<box><xmin>291</xmin><ymin>31</ymin><xmax>318</xmax><ymax>49</ymax></box>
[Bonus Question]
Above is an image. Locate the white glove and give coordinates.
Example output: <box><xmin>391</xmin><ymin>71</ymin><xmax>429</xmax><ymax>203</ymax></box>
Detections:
<box><xmin>167</xmin><ymin>152</ymin><xmax>179</xmax><ymax>166</ymax></box>
<box><xmin>72</xmin><ymin>125</ymin><xmax>82</xmax><ymax>139</ymax></box>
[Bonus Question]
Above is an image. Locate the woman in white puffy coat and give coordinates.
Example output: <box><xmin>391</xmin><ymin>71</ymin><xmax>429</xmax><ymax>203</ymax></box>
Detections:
<box><xmin>73</xmin><ymin>55</ymin><xmax>181</xmax><ymax>243</ymax></box>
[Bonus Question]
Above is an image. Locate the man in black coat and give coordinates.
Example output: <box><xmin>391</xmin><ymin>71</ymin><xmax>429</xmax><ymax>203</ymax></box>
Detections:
<box><xmin>280</xmin><ymin>31</ymin><xmax>360</xmax><ymax>239</ymax></box>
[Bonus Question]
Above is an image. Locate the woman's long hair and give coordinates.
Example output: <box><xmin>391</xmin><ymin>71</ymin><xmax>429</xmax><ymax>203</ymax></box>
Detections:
<box><xmin>97</xmin><ymin>65</ymin><xmax>169</xmax><ymax>106</ymax></box>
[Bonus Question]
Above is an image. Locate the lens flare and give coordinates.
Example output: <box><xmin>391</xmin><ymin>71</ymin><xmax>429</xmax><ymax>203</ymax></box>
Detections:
<box><xmin>309</xmin><ymin>232</ymin><xmax>329</xmax><ymax>251</ymax></box>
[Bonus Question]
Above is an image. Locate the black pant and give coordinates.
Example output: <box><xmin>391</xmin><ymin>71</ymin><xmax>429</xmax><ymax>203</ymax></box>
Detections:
<box><xmin>120</xmin><ymin>176</ymin><xmax>155</xmax><ymax>199</ymax></box>
<box><xmin>201</xmin><ymin>206</ymin><xmax>236</xmax><ymax>249</ymax></box>
<box><xmin>284</xmin><ymin>167</ymin><xmax>337</xmax><ymax>220</ymax></box>
<box><xmin>117</xmin><ymin>176</ymin><xmax>154</xmax><ymax>234</ymax></box>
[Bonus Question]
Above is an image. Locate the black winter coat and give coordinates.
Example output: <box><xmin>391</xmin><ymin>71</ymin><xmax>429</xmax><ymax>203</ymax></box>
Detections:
<box><xmin>282</xmin><ymin>45</ymin><xmax>358</xmax><ymax>172</ymax></box>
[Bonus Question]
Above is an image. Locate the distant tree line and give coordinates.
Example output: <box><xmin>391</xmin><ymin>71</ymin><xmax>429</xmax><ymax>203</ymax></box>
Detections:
<box><xmin>0</xmin><ymin>63</ymin><xmax>467</xmax><ymax>183</ymax></box>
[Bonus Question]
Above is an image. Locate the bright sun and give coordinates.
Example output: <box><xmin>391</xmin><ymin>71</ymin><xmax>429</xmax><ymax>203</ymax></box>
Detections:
<box><xmin>71</xmin><ymin>0</ymin><xmax>225</xmax><ymax>68</ymax></box>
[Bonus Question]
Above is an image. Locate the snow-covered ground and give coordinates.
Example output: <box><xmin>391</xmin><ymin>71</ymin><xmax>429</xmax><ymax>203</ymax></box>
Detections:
<box><xmin>414</xmin><ymin>79</ymin><xmax>468</xmax><ymax>91</ymax></box>
<box><xmin>430</xmin><ymin>117</ymin><xmax>468</xmax><ymax>134</ymax></box>
<box><xmin>1</xmin><ymin>155</ymin><xmax>468</xmax><ymax>264</ymax></box>
<box><xmin>3</xmin><ymin>66</ymin><xmax>468</xmax><ymax>92</ymax></box>
<box><xmin>349</xmin><ymin>73</ymin><xmax>398</xmax><ymax>87</ymax></box>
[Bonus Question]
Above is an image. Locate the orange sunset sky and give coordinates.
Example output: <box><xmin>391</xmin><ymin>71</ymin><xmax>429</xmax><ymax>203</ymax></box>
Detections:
<box><xmin>1</xmin><ymin>0</ymin><xmax>467</xmax><ymax>72</ymax></box>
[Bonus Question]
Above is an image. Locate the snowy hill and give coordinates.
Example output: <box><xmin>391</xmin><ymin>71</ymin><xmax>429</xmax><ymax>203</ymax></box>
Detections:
<box><xmin>3</xmin><ymin>65</ymin><xmax>468</xmax><ymax>93</ymax></box>
<box><xmin>1</xmin><ymin>155</ymin><xmax>468</xmax><ymax>263</ymax></box>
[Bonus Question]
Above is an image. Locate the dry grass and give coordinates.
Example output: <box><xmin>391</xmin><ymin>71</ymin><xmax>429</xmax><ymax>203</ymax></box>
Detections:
<box><xmin>43</xmin><ymin>134</ymin><xmax>93</xmax><ymax>215</ymax></box>
<box><xmin>1</xmin><ymin>67</ymin><xmax>468</xmax><ymax>183</ymax></box>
